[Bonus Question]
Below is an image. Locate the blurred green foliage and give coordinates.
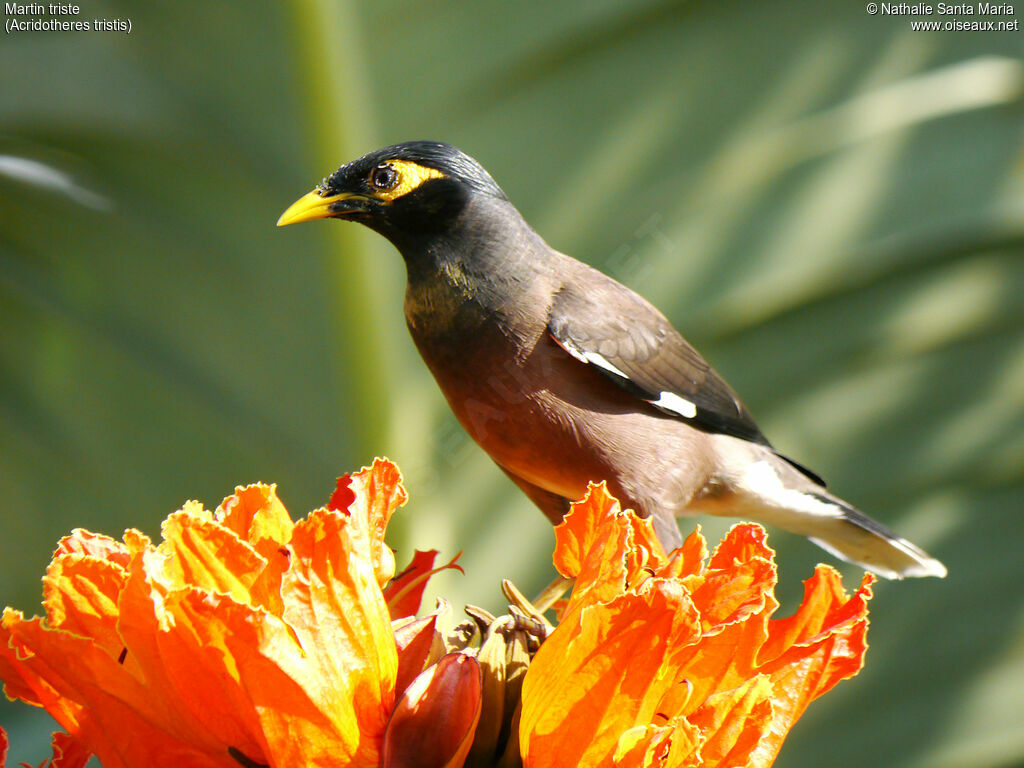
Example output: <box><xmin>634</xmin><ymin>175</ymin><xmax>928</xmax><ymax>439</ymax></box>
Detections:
<box><xmin>2</xmin><ymin>0</ymin><xmax>1023</xmax><ymax>765</ymax></box>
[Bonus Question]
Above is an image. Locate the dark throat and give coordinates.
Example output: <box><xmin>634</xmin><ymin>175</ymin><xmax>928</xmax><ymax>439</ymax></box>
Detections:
<box><xmin>397</xmin><ymin>197</ymin><xmax>548</xmax><ymax>340</ymax></box>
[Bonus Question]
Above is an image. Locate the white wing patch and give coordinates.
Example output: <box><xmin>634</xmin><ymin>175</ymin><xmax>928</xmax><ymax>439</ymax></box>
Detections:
<box><xmin>582</xmin><ymin>350</ymin><xmax>629</xmax><ymax>379</ymax></box>
<box><xmin>585</xmin><ymin>350</ymin><xmax>698</xmax><ymax>419</ymax></box>
<box><xmin>649</xmin><ymin>390</ymin><xmax>697</xmax><ymax>419</ymax></box>
<box><xmin>551</xmin><ymin>333</ymin><xmax>627</xmax><ymax>376</ymax></box>
<box><xmin>555</xmin><ymin>336</ymin><xmax>591</xmax><ymax>364</ymax></box>
<box><xmin>553</xmin><ymin>333</ymin><xmax>699</xmax><ymax>420</ymax></box>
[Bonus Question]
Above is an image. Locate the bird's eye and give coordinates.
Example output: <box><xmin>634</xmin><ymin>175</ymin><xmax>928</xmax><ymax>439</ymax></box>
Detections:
<box><xmin>371</xmin><ymin>164</ymin><xmax>399</xmax><ymax>191</ymax></box>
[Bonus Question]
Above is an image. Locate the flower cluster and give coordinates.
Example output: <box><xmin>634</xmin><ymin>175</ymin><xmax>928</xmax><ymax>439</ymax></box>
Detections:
<box><xmin>521</xmin><ymin>484</ymin><xmax>873</xmax><ymax>767</ymax></box>
<box><xmin>0</xmin><ymin>460</ymin><xmax>872</xmax><ymax>768</ymax></box>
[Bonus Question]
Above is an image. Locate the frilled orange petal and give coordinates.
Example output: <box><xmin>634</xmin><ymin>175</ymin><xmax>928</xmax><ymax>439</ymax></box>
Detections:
<box><xmin>613</xmin><ymin>727</ymin><xmax>669</xmax><ymax>768</ymax></box>
<box><xmin>0</xmin><ymin>463</ymin><xmax>410</xmax><ymax>768</ymax></box>
<box><xmin>329</xmin><ymin>458</ymin><xmax>408</xmax><ymax>588</ymax></box>
<box><xmin>686</xmin><ymin>525</ymin><xmax>776</xmax><ymax>631</ymax></box>
<box><xmin>114</xmin><ymin>573</ymin><xmax>271</xmax><ymax>762</ymax></box>
<box><xmin>552</xmin><ymin>484</ymin><xmax>664</xmax><ymax>619</ymax></box>
<box><xmin>657</xmin><ymin>527</ymin><xmax>708</xmax><ymax>581</ymax></box>
<box><xmin>612</xmin><ymin>724</ymin><xmax>673</xmax><ymax>768</ymax></box>
<box><xmin>44</xmin><ymin>731</ymin><xmax>92</xmax><ymax>768</ymax></box>
<box><xmin>655</xmin><ymin>526</ymin><xmax>778</xmax><ymax>719</ymax></box>
<box><xmin>216</xmin><ymin>483</ymin><xmax>294</xmax><ymax>615</ymax></box>
<box><xmin>613</xmin><ymin>719</ymin><xmax>702</xmax><ymax>768</ymax></box>
<box><xmin>168</xmin><ymin>586</ymin><xmax>379</xmax><ymax>767</ymax></box>
<box><xmin>382</xmin><ymin>653</ymin><xmax>482</xmax><ymax>768</ymax></box>
<box><xmin>520</xmin><ymin>581</ymin><xmax>701</xmax><ymax>768</ymax></box>
<box><xmin>93</xmin><ymin>514</ymin><xmax>286</xmax><ymax>762</ymax></box>
<box><xmin>54</xmin><ymin>529</ymin><xmax>132</xmax><ymax>567</ymax></box>
<box><xmin>524</xmin><ymin>492</ymin><xmax>873</xmax><ymax>768</ymax></box>
<box><xmin>1</xmin><ymin>610</ymin><xmax>232</xmax><ymax>768</ymax></box>
<box><xmin>687</xmin><ymin>676</ymin><xmax>773</xmax><ymax>767</ymax></box>
<box><xmin>0</xmin><ymin>618</ymin><xmax>56</xmax><ymax>713</ymax></box>
<box><xmin>42</xmin><ymin>551</ymin><xmax>125</xmax><ymax>658</ymax></box>
<box><xmin>151</xmin><ymin>507</ymin><xmax>268</xmax><ymax>604</ymax></box>
<box><xmin>552</xmin><ymin>483</ymin><xmax>624</xmax><ymax>581</ymax></box>
<box><xmin>268</xmin><ymin>507</ymin><xmax>399</xmax><ymax>765</ymax></box>
<box><xmin>744</xmin><ymin>569</ymin><xmax>874</xmax><ymax>768</ymax></box>
<box><xmin>216</xmin><ymin>482</ymin><xmax>293</xmax><ymax>549</ymax></box>
<box><xmin>761</xmin><ymin>564</ymin><xmax>872</xmax><ymax>662</ymax></box>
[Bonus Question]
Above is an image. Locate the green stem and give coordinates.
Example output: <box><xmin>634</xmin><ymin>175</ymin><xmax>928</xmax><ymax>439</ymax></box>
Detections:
<box><xmin>285</xmin><ymin>0</ymin><xmax>397</xmax><ymax>459</ymax></box>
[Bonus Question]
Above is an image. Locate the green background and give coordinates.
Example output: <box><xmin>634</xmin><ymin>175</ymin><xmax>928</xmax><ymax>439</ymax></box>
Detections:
<box><xmin>2</xmin><ymin>0</ymin><xmax>1023</xmax><ymax>765</ymax></box>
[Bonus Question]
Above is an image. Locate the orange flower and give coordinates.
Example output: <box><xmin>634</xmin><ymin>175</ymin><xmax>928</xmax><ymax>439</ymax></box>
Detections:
<box><xmin>519</xmin><ymin>483</ymin><xmax>874</xmax><ymax>768</ymax></box>
<box><xmin>1</xmin><ymin>461</ymin><xmax>872</xmax><ymax>768</ymax></box>
<box><xmin>0</xmin><ymin>460</ymin><xmax>479</xmax><ymax>768</ymax></box>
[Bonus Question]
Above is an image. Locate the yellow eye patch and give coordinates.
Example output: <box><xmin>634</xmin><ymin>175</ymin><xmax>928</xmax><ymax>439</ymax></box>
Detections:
<box><xmin>374</xmin><ymin>160</ymin><xmax>446</xmax><ymax>202</ymax></box>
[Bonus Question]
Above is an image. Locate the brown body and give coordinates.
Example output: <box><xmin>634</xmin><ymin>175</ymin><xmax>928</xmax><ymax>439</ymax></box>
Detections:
<box><xmin>406</xmin><ymin>247</ymin><xmax>767</xmax><ymax>549</ymax></box>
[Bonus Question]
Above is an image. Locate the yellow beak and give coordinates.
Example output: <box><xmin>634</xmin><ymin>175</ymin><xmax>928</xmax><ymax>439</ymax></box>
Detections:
<box><xmin>277</xmin><ymin>189</ymin><xmax>363</xmax><ymax>227</ymax></box>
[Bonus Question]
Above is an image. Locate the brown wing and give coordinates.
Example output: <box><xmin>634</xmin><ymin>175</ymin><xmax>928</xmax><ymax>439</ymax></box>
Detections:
<box><xmin>547</xmin><ymin>271</ymin><xmax>828</xmax><ymax>486</ymax></box>
<box><xmin>547</xmin><ymin>276</ymin><xmax>770</xmax><ymax>446</ymax></box>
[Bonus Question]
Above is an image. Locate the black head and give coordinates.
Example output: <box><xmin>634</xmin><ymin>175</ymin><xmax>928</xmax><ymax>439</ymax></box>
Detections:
<box><xmin>277</xmin><ymin>141</ymin><xmax>508</xmax><ymax>246</ymax></box>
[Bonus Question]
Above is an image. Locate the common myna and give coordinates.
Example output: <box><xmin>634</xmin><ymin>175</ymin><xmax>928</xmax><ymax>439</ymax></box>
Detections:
<box><xmin>278</xmin><ymin>141</ymin><xmax>946</xmax><ymax>579</ymax></box>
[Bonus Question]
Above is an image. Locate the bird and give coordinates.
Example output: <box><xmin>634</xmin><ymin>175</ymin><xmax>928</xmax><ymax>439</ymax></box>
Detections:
<box><xmin>277</xmin><ymin>140</ymin><xmax>946</xmax><ymax>579</ymax></box>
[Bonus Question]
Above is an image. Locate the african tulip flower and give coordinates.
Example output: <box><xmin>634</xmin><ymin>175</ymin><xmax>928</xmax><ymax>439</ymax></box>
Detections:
<box><xmin>519</xmin><ymin>483</ymin><xmax>874</xmax><ymax>768</ymax></box>
<box><xmin>0</xmin><ymin>461</ymin><xmax>873</xmax><ymax>768</ymax></box>
<box><xmin>0</xmin><ymin>460</ymin><xmax>477</xmax><ymax>768</ymax></box>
